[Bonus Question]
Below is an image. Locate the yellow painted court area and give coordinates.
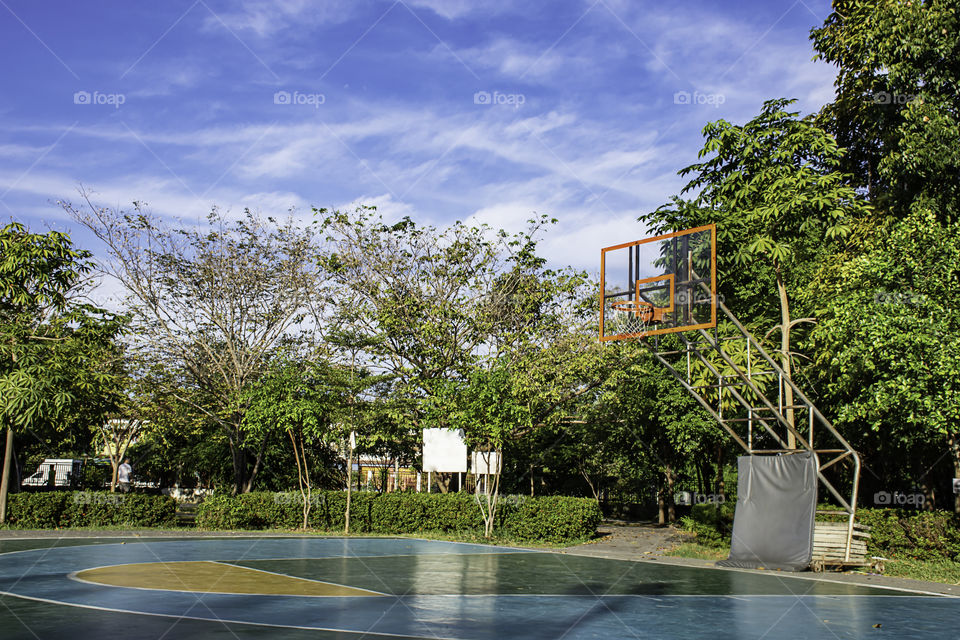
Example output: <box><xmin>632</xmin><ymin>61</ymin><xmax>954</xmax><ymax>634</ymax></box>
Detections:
<box><xmin>74</xmin><ymin>561</ymin><xmax>381</xmax><ymax>597</ymax></box>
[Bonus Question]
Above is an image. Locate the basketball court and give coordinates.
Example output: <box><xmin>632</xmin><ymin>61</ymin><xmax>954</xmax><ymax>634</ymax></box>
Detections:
<box><xmin>0</xmin><ymin>535</ymin><xmax>955</xmax><ymax>639</ymax></box>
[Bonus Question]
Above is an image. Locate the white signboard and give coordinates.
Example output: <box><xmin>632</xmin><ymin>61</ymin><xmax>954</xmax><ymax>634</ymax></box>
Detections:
<box><xmin>471</xmin><ymin>450</ymin><xmax>502</xmax><ymax>475</ymax></box>
<box><xmin>422</xmin><ymin>428</ymin><xmax>468</xmax><ymax>473</ymax></box>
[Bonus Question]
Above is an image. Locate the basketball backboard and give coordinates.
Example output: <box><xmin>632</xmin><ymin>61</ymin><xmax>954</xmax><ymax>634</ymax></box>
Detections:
<box><xmin>600</xmin><ymin>224</ymin><xmax>716</xmax><ymax>341</ymax></box>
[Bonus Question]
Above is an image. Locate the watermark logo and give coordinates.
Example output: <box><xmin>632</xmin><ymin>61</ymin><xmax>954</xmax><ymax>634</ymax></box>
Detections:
<box><xmin>871</xmin><ymin>91</ymin><xmax>917</xmax><ymax>105</ymax></box>
<box><xmin>873</xmin><ymin>289</ymin><xmax>924</xmax><ymax>306</ymax></box>
<box><xmin>274</xmin><ymin>493</ymin><xmax>327</xmax><ymax>506</ymax></box>
<box><xmin>73</xmin><ymin>91</ymin><xmax>126</xmax><ymax>108</ymax></box>
<box><xmin>499</xmin><ymin>494</ymin><xmax>529</xmax><ymax>506</ymax></box>
<box><xmin>73</xmin><ymin>492</ymin><xmax>125</xmax><ymax>505</ymax></box>
<box><xmin>674</xmin><ymin>290</ymin><xmax>725</xmax><ymax>306</ymax></box>
<box><xmin>273</xmin><ymin>90</ymin><xmax>325</xmax><ymax>108</ymax></box>
<box><xmin>873</xmin><ymin>490</ymin><xmax>925</xmax><ymax>507</ymax></box>
<box><xmin>675</xmin><ymin>492</ymin><xmax>725</xmax><ymax>506</ymax></box>
<box><xmin>673</xmin><ymin>90</ymin><xmax>725</xmax><ymax>108</ymax></box>
<box><xmin>473</xmin><ymin>90</ymin><xmax>525</xmax><ymax>108</ymax></box>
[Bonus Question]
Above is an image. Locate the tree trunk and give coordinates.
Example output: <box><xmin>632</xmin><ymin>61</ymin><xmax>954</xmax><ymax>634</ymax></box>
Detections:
<box><xmin>657</xmin><ymin>479</ymin><xmax>666</xmax><ymax>526</ymax></box>
<box><xmin>775</xmin><ymin>264</ymin><xmax>797</xmax><ymax>449</ymax></box>
<box><xmin>229</xmin><ymin>442</ymin><xmax>245</xmax><ymax>495</ymax></box>
<box><xmin>0</xmin><ymin>428</ymin><xmax>14</xmax><ymax>524</ymax></box>
<box><xmin>242</xmin><ymin>438</ymin><xmax>267</xmax><ymax>494</ymax></box>
<box><xmin>289</xmin><ymin>429</ymin><xmax>312</xmax><ymax>529</ymax></box>
<box><xmin>665</xmin><ymin>464</ymin><xmax>676</xmax><ymax>523</ymax></box>
<box><xmin>345</xmin><ymin>432</ymin><xmax>353</xmax><ymax>534</ymax></box>
<box><xmin>951</xmin><ymin>435</ymin><xmax>960</xmax><ymax>515</ymax></box>
<box><xmin>109</xmin><ymin>459</ymin><xmax>119</xmax><ymax>493</ymax></box>
<box><xmin>529</xmin><ymin>464</ymin><xmax>535</xmax><ymax>497</ymax></box>
<box><xmin>715</xmin><ymin>443</ymin><xmax>725</xmax><ymax>496</ymax></box>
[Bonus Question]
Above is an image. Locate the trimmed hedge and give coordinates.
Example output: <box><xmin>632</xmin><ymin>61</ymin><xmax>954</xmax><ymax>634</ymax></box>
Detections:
<box><xmin>4</xmin><ymin>492</ymin><xmax>177</xmax><ymax>528</ymax></box>
<box><xmin>855</xmin><ymin>508</ymin><xmax>960</xmax><ymax>561</ymax></box>
<box><xmin>196</xmin><ymin>491</ymin><xmax>602</xmax><ymax>543</ymax></box>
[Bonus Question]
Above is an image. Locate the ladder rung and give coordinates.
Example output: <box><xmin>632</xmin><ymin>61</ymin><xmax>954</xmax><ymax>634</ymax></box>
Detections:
<box><xmin>748</xmin><ymin>405</ymin><xmax>809</xmax><ymax>411</ymax></box>
<box><xmin>692</xmin><ymin>382</ymin><xmax>749</xmax><ymax>390</ymax></box>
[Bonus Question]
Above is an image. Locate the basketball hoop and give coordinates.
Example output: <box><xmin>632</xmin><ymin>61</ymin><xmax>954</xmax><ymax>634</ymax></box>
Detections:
<box><xmin>611</xmin><ymin>299</ymin><xmax>657</xmax><ymax>324</ymax></box>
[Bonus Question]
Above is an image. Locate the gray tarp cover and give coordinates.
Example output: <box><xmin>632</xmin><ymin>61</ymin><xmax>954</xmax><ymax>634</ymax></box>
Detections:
<box><xmin>716</xmin><ymin>452</ymin><xmax>818</xmax><ymax>572</ymax></box>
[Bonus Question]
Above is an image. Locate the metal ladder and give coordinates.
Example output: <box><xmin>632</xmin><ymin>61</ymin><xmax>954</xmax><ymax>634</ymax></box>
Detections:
<box><xmin>649</xmin><ymin>295</ymin><xmax>861</xmax><ymax>562</ymax></box>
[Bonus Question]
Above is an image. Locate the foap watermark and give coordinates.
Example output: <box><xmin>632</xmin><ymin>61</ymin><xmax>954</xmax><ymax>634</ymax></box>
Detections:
<box><xmin>675</xmin><ymin>491</ymin><xmax>725</xmax><ymax>506</ymax></box>
<box><xmin>273</xmin><ymin>90</ymin><xmax>326</xmax><ymax>108</ymax></box>
<box><xmin>873</xmin><ymin>289</ymin><xmax>925</xmax><ymax>306</ymax></box>
<box><xmin>673</xmin><ymin>90</ymin><xmax>725</xmax><ymax>108</ymax></box>
<box><xmin>473</xmin><ymin>90</ymin><xmax>525</xmax><ymax>108</ymax></box>
<box><xmin>873</xmin><ymin>490</ymin><xmax>925</xmax><ymax>508</ymax></box>
<box><xmin>73</xmin><ymin>91</ymin><xmax>126</xmax><ymax>108</ymax></box>
<box><xmin>73</xmin><ymin>492</ymin><xmax>125</xmax><ymax>505</ymax></box>
<box><xmin>871</xmin><ymin>91</ymin><xmax>918</xmax><ymax>106</ymax></box>
<box><xmin>675</xmin><ymin>290</ymin><xmax>725</xmax><ymax>306</ymax></box>
<box><xmin>274</xmin><ymin>492</ymin><xmax>328</xmax><ymax>506</ymax></box>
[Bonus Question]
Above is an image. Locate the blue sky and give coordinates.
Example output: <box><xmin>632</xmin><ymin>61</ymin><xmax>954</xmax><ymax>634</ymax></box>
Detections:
<box><xmin>1</xmin><ymin>0</ymin><xmax>838</xmax><ymax>276</ymax></box>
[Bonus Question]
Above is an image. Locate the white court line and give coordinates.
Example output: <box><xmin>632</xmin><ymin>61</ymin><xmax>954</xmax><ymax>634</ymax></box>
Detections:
<box><xmin>0</xmin><ymin>590</ymin><xmax>452</xmax><ymax>639</ymax></box>
<box><xmin>64</xmin><ymin>560</ymin><xmax>391</xmax><ymax>598</ymax></box>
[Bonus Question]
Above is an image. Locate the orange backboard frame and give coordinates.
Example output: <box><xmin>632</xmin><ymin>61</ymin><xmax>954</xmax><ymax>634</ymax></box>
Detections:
<box><xmin>600</xmin><ymin>224</ymin><xmax>717</xmax><ymax>341</ymax></box>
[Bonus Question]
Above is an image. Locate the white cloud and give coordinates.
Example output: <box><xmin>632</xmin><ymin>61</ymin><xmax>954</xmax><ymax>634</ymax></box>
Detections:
<box><xmin>405</xmin><ymin>0</ymin><xmax>516</xmax><ymax>21</ymax></box>
<box><xmin>202</xmin><ymin>0</ymin><xmax>356</xmax><ymax>38</ymax></box>
<box><xmin>337</xmin><ymin>192</ymin><xmax>417</xmax><ymax>224</ymax></box>
<box><xmin>437</xmin><ymin>37</ymin><xmax>590</xmax><ymax>83</ymax></box>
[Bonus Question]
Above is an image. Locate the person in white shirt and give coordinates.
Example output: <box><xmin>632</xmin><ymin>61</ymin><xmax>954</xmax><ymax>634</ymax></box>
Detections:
<box><xmin>118</xmin><ymin>459</ymin><xmax>133</xmax><ymax>493</ymax></box>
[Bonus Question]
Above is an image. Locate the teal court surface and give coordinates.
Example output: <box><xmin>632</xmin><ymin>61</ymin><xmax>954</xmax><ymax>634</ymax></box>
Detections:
<box><xmin>0</xmin><ymin>536</ymin><xmax>956</xmax><ymax>639</ymax></box>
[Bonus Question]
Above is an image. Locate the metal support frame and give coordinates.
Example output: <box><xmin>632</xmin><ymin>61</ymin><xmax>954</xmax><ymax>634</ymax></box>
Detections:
<box><xmin>650</xmin><ymin>293</ymin><xmax>861</xmax><ymax>563</ymax></box>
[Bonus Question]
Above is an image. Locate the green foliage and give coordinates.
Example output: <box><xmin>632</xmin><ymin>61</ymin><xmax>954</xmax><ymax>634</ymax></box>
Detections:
<box><xmin>665</xmin><ymin>542</ymin><xmax>729</xmax><ymax>560</ymax></box>
<box><xmin>677</xmin><ymin>501</ymin><xmax>736</xmax><ymax>548</ymax></box>
<box><xmin>195</xmin><ymin>491</ymin><xmax>601</xmax><ymax>543</ymax></box>
<box><xmin>504</xmin><ymin>495</ymin><xmax>602</xmax><ymax>542</ymax></box>
<box><xmin>3</xmin><ymin>492</ymin><xmax>176</xmax><ymax>528</ymax></box>
<box><xmin>63</xmin><ymin>200</ymin><xmax>323</xmax><ymax>494</ymax></box>
<box><xmin>812</xmin><ymin>0</ymin><xmax>960</xmax><ymax>220</ymax></box>
<box><xmin>880</xmin><ymin>558</ymin><xmax>960</xmax><ymax>585</ymax></box>
<box><xmin>855</xmin><ymin>508</ymin><xmax>960</xmax><ymax>562</ymax></box>
<box><xmin>0</xmin><ymin>223</ymin><xmax>126</xmax><ymax>435</ymax></box>
<box><xmin>809</xmin><ymin>209</ymin><xmax>960</xmax><ymax>488</ymax></box>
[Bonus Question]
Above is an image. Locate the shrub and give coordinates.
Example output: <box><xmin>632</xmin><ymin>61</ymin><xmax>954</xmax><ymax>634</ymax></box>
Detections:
<box><xmin>4</xmin><ymin>492</ymin><xmax>176</xmax><ymax>528</ymax></box>
<box><xmin>502</xmin><ymin>495</ymin><xmax>602</xmax><ymax>543</ymax></box>
<box><xmin>855</xmin><ymin>508</ymin><xmax>960</xmax><ymax>561</ymax></box>
<box><xmin>5</xmin><ymin>492</ymin><xmax>68</xmax><ymax>528</ymax></box>
<box><xmin>196</xmin><ymin>491</ymin><xmax>600</xmax><ymax>542</ymax></box>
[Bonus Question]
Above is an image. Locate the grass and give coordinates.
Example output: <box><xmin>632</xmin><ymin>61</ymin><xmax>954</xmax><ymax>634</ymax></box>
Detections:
<box><xmin>858</xmin><ymin>558</ymin><xmax>960</xmax><ymax>585</ymax></box>
<box><xmin>664</xmin><ymin>541</ymin><xmax>729</xmax><ymax>561</ymax></box>
<box><xmin>666</xmin><ymin>536</ymin><xmax>960</xmax><ymax>586</ymax></box>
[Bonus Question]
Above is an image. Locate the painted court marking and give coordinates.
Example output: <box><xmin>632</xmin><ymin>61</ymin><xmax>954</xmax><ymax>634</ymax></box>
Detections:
<box><xmin>0</xmin><ymin>536</ymin><xmax>958</xmax><ymax>639</ymax></box>
<box><xmin>71</xmin><ymin>560</ymin><xmax>386</xmax><ymax>597</ymax></box>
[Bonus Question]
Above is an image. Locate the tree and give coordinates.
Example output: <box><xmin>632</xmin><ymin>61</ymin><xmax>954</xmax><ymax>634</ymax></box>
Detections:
<box><xmin>809</xmin><ymin>208</ymin><xmax>960</xmax><ymax>511</ymax></box>
<box><xmin>318</xmin><ymin>208</ymin><xmax>507</xmax><ymax>395</ymax></box>
<box><xmin>446</xmin><ymin>362</ymin><xmax>532</xmax><ymax>537</ymax></box>
<box><xmin>812</xmin><ymin>0</ymin><xmax>960</xmax><ymax>220</ymax></box>
<box><xmin>62</xmin><ymin>194</ymin><xmax>322</xmax><ymax>493</ymax></box>
<box><xmin>321</xmin><ymin>208</ymin><xmax>606</xmax><ymax>531</ymax></box>
<box><xmin>591</xmin><ymin>342</ymin><xmax>717</xmax><ymax>523</ymax></box>
<box><xmin>243</xmin><ymin>360</ymin><xmax>348</xmax><ymax>528</ymax></box>
<box><xmin>642</xmin><ymin>99</ymin><xmax>871</xmax><ymax>447</ymax></box>
<box><xmin>0</xmin><ymin>222</ymin><xmax>124</xmax><ymax>521</ymax></box>
<box><xmin>90</xmin><ymin>359</ymin><xmax>149</xmax><ymax>493</ymax></box>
